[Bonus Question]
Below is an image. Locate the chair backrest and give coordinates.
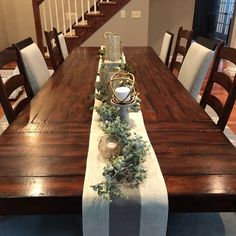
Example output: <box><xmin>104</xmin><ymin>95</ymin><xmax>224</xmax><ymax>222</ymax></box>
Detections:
<box><xmin>194</xmin><ymin>35</ymin><xmax>220</xmax><ymax>51</ymax></box>
<box><xmin>14</xmin><ymin>37</ymin><xmax>51</xmax><ymax>95</ymax></box>
<box><xmin>0</xmin><ymin>48</ymin><xmax>17</xmax><ymax>68</ymax></box>
<box><xmin>58</xmin><ymin>32</ymin><xmax>69</xmax><ymax>60</ymax></box>
<box><xmin>159</xmin><ymin>31</ymin><xmax>174</xmax><ymax>66</ymax></box>
<box><xmin>200</xmin><ymin>43</ymin><xmax>236</xmax><ymax>131</ymax></box>
<box><xmin>0</xmin><ymin>48</ymin><xmax>34</xmax><ymax>124</ymax></box>
<box><xmin>170</xmin><ymin>27</ymin><xmax>193</xmax><ymax>75</ymax></box>
<box><xmin>178</xmin><ymin>42</ymin><xmax>214</xmax><ymax>99</ymax></box>
<box><xmin>45</xmin><ymin>28</ymin><xmax>64</xmax><ymax>70</ymax></box>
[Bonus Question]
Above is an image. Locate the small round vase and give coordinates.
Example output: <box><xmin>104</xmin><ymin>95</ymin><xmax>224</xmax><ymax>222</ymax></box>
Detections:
<box><xmin>98</xmin><ymin>135</ymin><xmax>121</xmax><ymax>160</ymax></box>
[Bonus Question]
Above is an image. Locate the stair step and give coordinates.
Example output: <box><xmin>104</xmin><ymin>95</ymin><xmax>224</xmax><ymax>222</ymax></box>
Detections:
<box><xmin>75</xmin><ymin>20</ymin><xmax>89</xmax><ymax>27</ymax></box>
<box><xmin>73</xmin><ymin>21</ymin><xmax>93</xmax><ymax>36</ymax></box>
<box><xmin>99</xmin><ymin>1</ymin><xmax>117</xmax><ymax>14</ymax></box>
<box><xmin>64</xmin><ymin>34</ymin><xmax>80</xmax><ymax>53</ymax></box>
<box><xmin>86</xmin><ymin>11</ymin><xmax>105</xmax><ymax>26</ymax></box>
<box><xmin>86</xmin><ymin>11</ymin><xmax>104</xmax><ymax>17</ymax></box>
<box><xmin>98</xmin><ymin>1</ymin><xmax>117</xmax><ymax>6</ymax></box>
<box><xmin>64</xmin><ymin>29</ymin><xmax>78</xmax><ymax>37</ymax></box>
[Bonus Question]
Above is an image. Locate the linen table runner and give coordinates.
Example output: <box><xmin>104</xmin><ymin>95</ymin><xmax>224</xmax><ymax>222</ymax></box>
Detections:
<box><xmin>83</xmin><ymin>57</ymin><xmax>168</xmax><ymax>236</ymax></box>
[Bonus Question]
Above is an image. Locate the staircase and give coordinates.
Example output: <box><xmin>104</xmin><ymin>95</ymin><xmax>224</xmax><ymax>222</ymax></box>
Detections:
<box><xmin>32</xmin><ymin>0</ymin><xmax>131</xmax><ymax>53</ymax></box>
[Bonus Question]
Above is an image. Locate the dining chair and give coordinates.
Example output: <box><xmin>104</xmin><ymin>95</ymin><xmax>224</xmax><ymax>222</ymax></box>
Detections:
<box><xmin>169</xmin><ymin>27</ymin><xmax>193</xmax><ymax>76</ymax></box>
<box><xmin>0</xmin><ymin>49</ymin><xmax>34</xmax><ymax>124</ymax></box>
<box><xmin>200</xmin><ymin>43</ymin><xmax>236</xmax><ymax>131</ymax></box>
<box><xmin>0</xmin><ymin>47</ymin><xmax>23</xmax><ymax>100</ymax></box>
<box><xmin>58</xmin><ymin>32</ymin><xmax>69</xmax><ymax>60</ymax></box>
<box><xmin>159</xmin><ymin>31</ymin><xmax>174</xmax><ymax>66</ymax></box>
<box><xmin>177</xmin><ymin>42</ymin><xmax>214</xmax><ymax>100</ymax></box>
<box><xmin>45</xmin><ymin>28</ymin><xmax>64</xmax><ymax>71</ymax></box>
<box><xmin>14</xmin><ymin>37</ymin><xmax>52</xmax><ymax>95</ymax></box>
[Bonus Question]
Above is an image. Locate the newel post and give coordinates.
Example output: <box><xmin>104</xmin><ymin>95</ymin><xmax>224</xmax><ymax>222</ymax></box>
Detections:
<box><xmin>32</xmin><ymin>0</ymin><xmax>44</xmax><ymax>53</ymax></box>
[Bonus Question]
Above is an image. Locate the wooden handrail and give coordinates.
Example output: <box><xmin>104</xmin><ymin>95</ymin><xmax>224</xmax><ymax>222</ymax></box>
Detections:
<box><xmin>32</xmin><ymin>0</ymin><xmax>45</xmax><ymax>52</ymax></box>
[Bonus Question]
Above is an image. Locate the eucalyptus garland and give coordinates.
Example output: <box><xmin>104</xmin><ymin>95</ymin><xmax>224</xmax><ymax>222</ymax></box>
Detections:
<box><xmin>91</xmin><ymin>103</ymin><xmax>149</xmax><ymax>201</ymax></box>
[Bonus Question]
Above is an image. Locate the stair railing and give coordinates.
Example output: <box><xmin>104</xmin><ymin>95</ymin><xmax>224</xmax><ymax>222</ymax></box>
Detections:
<box><xmin>32</xmin><ymin>0</ymin><xmax>110</xmax><ymax>52</ymax></box>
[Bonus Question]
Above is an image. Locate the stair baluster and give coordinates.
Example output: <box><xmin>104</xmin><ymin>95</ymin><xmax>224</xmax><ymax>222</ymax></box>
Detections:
<box><xmin>81</xmin><ymin>0</ymin><xmax>85</xmax><ymax>25</ymax></box>
<box><xmin>74</xmin><ymin>0</ymin><xmax>78</xmax><ymax>26</ymax></box>
<box><xmin>42</xmin><ymin>2</ymin><xmax>48</xmax><ymax>31</ymax></box>
<box><xmin>87</xmin><ymin>0</ymin><xmax>90</xmax><ymax>13</ymax></box>
<box><xmin>94</xmin><ymin>0</ymin><xmax>97</xmax><ymax>13</ymax></box>
<box><xmin>61</xmin><ymin>0</ymin><xmax>66</xmax><ymax>34</ymax></box>
<box><xmin>68</xmin><ymin>0</ymin><xmax>72</xmax><ymax>36</ymax></box>
<box><xmin>55</xmin><ymin>0</ymin><xmax>59</xmax><ymax>30</ymax></box>
<box><xmin>48</xmin><ymin>0</ymin><xmax>53</xmax><ymax>30</ymax></box>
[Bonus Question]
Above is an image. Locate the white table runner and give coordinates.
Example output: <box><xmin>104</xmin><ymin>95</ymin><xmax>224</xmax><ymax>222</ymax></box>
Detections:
<box><xmin>83</xmin><ymin>56</ymin><xmax>168</xmax><ymax>236</ymax></box>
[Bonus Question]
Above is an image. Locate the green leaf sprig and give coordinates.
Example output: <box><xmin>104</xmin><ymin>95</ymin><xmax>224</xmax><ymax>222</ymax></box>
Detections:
<box><xmin>91</xmin><ymin>102</ymin><xmax>149</xmax><ymax>201</ymax></box>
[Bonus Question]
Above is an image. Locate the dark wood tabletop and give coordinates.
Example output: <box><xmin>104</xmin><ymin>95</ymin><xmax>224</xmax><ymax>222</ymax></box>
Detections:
<box><xmin>0</xmin><ymin>47</ymin><xmax>235</xmax><ymax>214</ymax></box>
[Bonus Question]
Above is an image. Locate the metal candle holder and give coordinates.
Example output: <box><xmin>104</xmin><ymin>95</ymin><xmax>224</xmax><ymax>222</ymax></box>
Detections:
<box><xmin>109</xmin><ymin>71</ymin><xmax>137</xmax><ymax>123</ymax></box>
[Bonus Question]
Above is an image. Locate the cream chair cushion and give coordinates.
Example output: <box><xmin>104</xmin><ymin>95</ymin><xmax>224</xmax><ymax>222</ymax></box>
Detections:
<box><xmin>160</xmin><ymin>32</ymin><xmax>172</xmax><ymax>64</ymax></box>
<box><xmin>20</xmin><ymin>43</ymin><xmax>51</xmax><ymax>94</ymax></box>
<box><xmin>58</xmin><ymin>33</ymin><xmax>69</xmax><ymax>59</ymax></box>
<box><xmin>178</xmin><ymin>42</ymin><xmax>214</xmax><ymax>100</ymax></box>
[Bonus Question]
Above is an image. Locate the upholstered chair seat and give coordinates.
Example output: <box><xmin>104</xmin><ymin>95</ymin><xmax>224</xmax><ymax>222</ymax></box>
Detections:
<box><xmin>15</xmin><ymin>38</ymin><xmax>52</xmax><ymax>95</ymax></box>
<box><xmin>178</xmin><ymin>42</ymin><xmax>214</xmax><ymax>100</ymax></box>
<box><xmin>159</xmin><ymin>31</ymin><xmax>174</xmax><ymax>66</ymax></box>
<box><xmin>58</xmin><ymin>33</ymin><xmax>69</xmax><ymax>60</ymax></box>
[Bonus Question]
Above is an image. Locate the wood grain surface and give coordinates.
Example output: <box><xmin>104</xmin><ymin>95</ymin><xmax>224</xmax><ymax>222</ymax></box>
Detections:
<box><xmin>0</xmin><ymin>47</ymin><xmax>235</xmax><ymax>214</ymax></box>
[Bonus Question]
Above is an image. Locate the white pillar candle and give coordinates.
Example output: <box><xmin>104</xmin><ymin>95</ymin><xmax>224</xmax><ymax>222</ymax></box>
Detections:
<box><xmin>107</xmin><ymin>142</ymin><xmax>117</xmax><ymax>150</ymax></box>
<box><xmin>115</xmin><ymin>87</ymin><xmax>130</xmax><ymax>102</ymax></box>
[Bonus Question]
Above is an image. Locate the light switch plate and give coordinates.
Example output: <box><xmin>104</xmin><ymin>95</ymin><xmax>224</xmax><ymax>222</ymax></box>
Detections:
<box><xmin>132</xmin><ymin>10</ymin><xmax>141</xmax><ymax>18</ymax></box>
<box><xmin>121</xmin><ymin>10</ymin><xmax>126</xmax><ymax>18</ymax></box>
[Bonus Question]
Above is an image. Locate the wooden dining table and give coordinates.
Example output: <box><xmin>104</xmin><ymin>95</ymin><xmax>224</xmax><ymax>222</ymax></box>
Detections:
<box><xmin>0</xmin><ymin>47</ymin><xmax>235</xmax><ymax>214</ymax></box>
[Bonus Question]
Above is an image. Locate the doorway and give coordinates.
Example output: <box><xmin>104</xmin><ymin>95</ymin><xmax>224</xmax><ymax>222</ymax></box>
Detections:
<box><xmin>193</xmin><ymin>0</ymin><xmax>236</xmax><ymax>45</ymax></box>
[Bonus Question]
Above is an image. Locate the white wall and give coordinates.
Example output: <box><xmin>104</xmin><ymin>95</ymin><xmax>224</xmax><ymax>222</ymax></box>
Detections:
<box><xmin>1</xmin><ymin>0</ymin><xmax>36</xmax><ymax>45</ymax></box>
<box><xmin>0</xmin><ymin>0</ymin><xmax>8</xmax><ymax>50</ymax></box>
<box><xmin>82</xmin><ymin>0</ymin><xmax>149</xmax><ymax>46</ymax></box>
<box><xmin>148</xmin><ymin>0</ymin><xmax>195</xmax><ymax>55</ymax></box>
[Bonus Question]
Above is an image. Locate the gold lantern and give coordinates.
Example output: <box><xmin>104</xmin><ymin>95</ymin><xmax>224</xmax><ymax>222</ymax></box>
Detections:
<box><xmin>109</xmin><ymin>71</ymin><xmax>137</xmax><ymax>104</ymax></box>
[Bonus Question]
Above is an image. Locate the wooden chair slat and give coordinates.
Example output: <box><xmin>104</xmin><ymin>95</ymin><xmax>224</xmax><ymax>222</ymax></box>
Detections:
<box><xmin>200</xmin><ymin>43</ymin><xmax>236</xmax><ymax>130</ymax></box>
<box><xmin>4</xmin><ymin>74</ymin><xmax>25</xmax><ymax>98</ymax></box>
<box><xmin>213</xmin><ymin>72</ymin><xmax>233</xmax><ymax>93</ymax></box>
<box><xmin>170</xmin><ymin>26</ymin><xmax>193</xmax><ymax>76</ymax></box>
<box><xmin>13</xmin><ymin>97</ymin><xmax>31</xmax><ymax>116</ymax></box>
<box><xmin>44</xmin><ymin>28</ymin><xmax>64</xmax><ymax>71</ymax></box>
<box><xmin>204</xmin><ymin>94</ymin><xmax>224</xmax><ymax>118</ymax></box>
<box><xmin>0</xmin><ymin>47</ymin><xmax>34</xmax><ymax>124</ymax></box>
<box><xmin>219</xmin><ymin>47</ymin><xmax>236</xmax><ymax>64</ymax></box>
